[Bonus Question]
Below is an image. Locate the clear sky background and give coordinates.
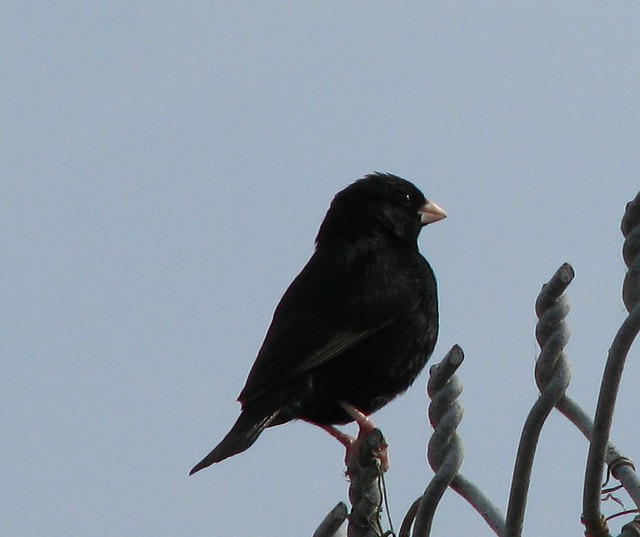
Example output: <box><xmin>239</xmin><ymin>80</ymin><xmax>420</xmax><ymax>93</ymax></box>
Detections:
<box><xmin>4</xmin><ymin>3</ymin><xmax>640</xmax><ymax>536</ymax></box>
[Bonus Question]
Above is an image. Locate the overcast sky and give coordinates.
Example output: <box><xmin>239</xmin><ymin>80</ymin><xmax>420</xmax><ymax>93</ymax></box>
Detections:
<box><xmin>4</xmin><ymin>3</ymin><xmax>640</xmax><ymax>536</ymax></box>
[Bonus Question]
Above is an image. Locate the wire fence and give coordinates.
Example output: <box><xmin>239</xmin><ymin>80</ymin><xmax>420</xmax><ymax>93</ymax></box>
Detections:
<box><xmin>313</xmin><ymin>191</ymin><xmax>640</xmax><ymax>537</ymax></box>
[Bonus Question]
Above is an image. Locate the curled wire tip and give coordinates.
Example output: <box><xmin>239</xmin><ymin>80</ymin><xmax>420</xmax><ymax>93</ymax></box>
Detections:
<box><xmin>428</xmin><ymin>345</ymin><xmax>464</xmax><ymax>393</ymax></box>
<box><xmin>556</xmin><ymin>262</ymin><xmax>576</xmax><ymax>282</ymax></box>
<box><xmin>535</xmin><ymin>263</ymin><xmax>575</xmax><ymax>317</ymax></box>
<box><xmin>447</xmin><ymin>344</ymin><xmax>464</xmax><ymax>366</ymax></box>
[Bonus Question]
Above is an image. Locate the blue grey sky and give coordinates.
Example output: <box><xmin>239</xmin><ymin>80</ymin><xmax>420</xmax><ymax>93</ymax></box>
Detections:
<box><xmin>4</xmin><ymin>3</ymin><xmax>640</xmax><ymax>536</ymax></box>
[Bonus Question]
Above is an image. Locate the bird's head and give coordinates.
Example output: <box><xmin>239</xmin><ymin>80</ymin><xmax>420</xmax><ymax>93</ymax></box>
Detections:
<box><xmin>315</xmin><ymin>172</ymin><xmax>446</xmax><ymax>248</ymax></box>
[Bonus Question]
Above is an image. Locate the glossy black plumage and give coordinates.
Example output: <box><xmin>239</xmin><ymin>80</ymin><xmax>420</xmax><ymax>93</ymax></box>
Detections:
<box><xmin>190</xmin><ymin>173</ymin><xmax>445</xmax><ymax>475</ymax></box>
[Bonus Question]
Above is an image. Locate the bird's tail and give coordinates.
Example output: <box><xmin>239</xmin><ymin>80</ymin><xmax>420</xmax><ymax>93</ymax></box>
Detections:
<box><xmin>189</xmin><ymin>404</ymin><xmax>280</xmax><ymax>475</ymax></box>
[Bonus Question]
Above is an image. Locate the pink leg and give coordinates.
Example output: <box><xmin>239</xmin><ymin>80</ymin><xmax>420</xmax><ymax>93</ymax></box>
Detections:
<box><xmin>320</xmin><ymin>403</ymin><xmax>389</xmax><ymax>471</ymax></box>
<box><xmin>340</xmin><ymin>402</ymin><xmax>376</xmax><ymax>436</ymax></box>
<box><xmin>320</xmin><ymin>425</ymin><xmax>357</xmax><ymax>467</ymax></box>
<box><xmin>320</xmin><ymin>424</ymin><xmax>355</xmax><ymax>449</ymax></box>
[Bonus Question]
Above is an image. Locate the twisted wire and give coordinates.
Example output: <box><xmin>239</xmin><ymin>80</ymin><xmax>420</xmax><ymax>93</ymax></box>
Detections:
<box><xmin>346</xmin><ymin>428</ymin><xmax>388</xmax><ymax>537</ymax></box>
<box><xmin>584</xmin><ymin>192</ymin><xmax>640</xmax><ymax>531</ymax></box>
<box><xmin>533</xmin><ymin>262</ymin><xmax>574</xmax><ymax>392</ymax></box>
<box><xmin>399</xmin><ymin>345</ymin><xmax>505</xmax><ymax>537</ymax></box>
<box><xmin>532</xmin><ymin>262</ymin><xmax>595</xmax><ymax>440</ymax></box>
<box><xmin>505</xmin><ymin>264</ymin><xmax>574</xmax><ymax>537</ymax></box>
<box><xmin>531</xmin><ymin>265</ymin><xmax>640</xmax><ymax>528</ymax></box>
<box><xmin>410</xmin><ymin>345</ymin><xmax>464</xmax><ymax>537</ymax></box>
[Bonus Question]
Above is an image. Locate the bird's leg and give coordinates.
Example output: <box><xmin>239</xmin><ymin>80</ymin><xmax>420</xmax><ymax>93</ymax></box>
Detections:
<box><xmin>340</xmin><ymin>402</ymin><xmax>389</xmax><ymax>471</ymax></box>
<box><xmin>320</xmin><ymin>425</ymin><xmax>355</xmax><ymax>453</ymax></box>
<box><xmin>339</xmin><ymin>402</ymin><xmax>376</xmax><ymax>436</ymax></box>
<box><xmin>338</xmin><ymin>402</ymin><xmax>389</xmax><ymax>471</ymax></box>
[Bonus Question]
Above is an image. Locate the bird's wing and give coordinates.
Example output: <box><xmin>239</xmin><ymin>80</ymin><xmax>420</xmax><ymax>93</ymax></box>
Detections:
<box><xmin>286</xmin><ymin>321</ymin><xmax>394</xmax><ymax>375</ymax></box>
<box><xmin>237</xmin><ymin>247</ymin><xmax>425</xmax><ymax>405</ymax></box>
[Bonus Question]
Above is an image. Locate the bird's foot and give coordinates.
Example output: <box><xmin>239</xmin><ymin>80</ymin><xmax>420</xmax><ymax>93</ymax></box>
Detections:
<box><xmin>321</xmin><ymin>403</ymin><xmax>389</xmax><ymax>472</ymax></box>
<box><xmin>340</xmin><ymin>403</ymin><xmax>390</xmax><ymax>472</ymax></box>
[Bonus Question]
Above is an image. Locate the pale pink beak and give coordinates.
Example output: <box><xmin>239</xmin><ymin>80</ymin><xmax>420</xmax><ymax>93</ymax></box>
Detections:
<box><xmin>419</xmin><ymin>200</ymin><xmax>447</xmax><ymax>225</ymax></box>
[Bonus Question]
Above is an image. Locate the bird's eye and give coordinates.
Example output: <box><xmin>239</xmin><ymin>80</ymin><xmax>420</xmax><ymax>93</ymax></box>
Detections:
<box><xmin>401</xmin><ymin>192</ymin><xmax>413</xmax><ymax>206</ymax></box>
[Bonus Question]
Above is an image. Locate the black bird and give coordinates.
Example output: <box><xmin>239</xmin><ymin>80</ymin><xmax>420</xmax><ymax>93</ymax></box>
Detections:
<box><xmin>190</xmin><ymin>172</ymin><xmax>446</xmax><ymax>475</ymax></box>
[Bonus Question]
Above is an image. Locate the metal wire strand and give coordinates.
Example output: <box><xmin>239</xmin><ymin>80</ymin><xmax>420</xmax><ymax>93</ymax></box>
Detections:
<box><xmin>583</xmin><ymin>192</ymin><xmax>640</xmax><ymax>532</ymax></box>
<box><xmin>448</xmin><ymin>474</ymin><xmax>506</xmax><ymax>536</ymax></box>
<box><xmin>505</xmin><ymin>263</ymin><xmax>574</xmax><ymax>537</ymax></box>
<box><xmin>618</xmin><ymin>515</ymin><xmax>640</xmax><ymax>537</ymax></box>
<box><xmin>314</xmin><ymin>503</ymin><xmax>348</xmax><ymax>537</ymax></box>
<box><xmin>608</xmin><ymin>452</ymin><xmax>640</xmax><ymax>514</ymax></box>
<box><xmin>402</xmin><ymin>346</ymin><xmax>505</xmax><ymax>536</ymax></box>
<box><xmin>410</xmin><ymin>345</ymin><xmax>465</xmax><ymax>537</ymax></box>
<box><xmin>532</xmin><ymin>264</ymin><xmax>640</xmax><ymax>529</ymax></box>
<box><xmin>346</xmin><ymin>428</ymin><xmax>388</xmax><ymax>537</ymax></box>
<box><xmin>537</xmin><ymin>384</ymin><xmax>640</xmax><ymax>515</ymax></box>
